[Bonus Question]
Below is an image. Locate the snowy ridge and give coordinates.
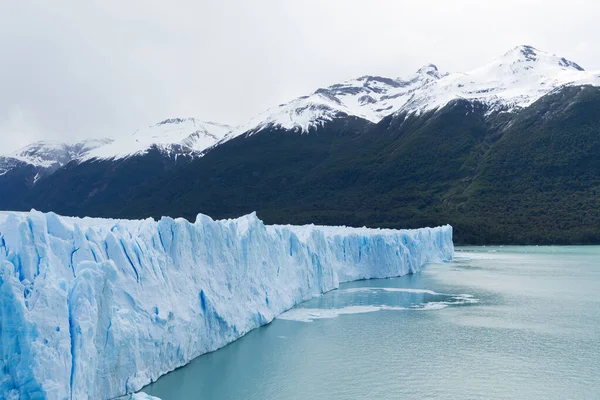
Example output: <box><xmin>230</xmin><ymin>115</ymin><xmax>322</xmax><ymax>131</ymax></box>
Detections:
<box><xmin>82</xmin><ymin>118</ymin><xmax>232</xmax><ymax>161</ymax></box>
<box><xmin>0</xmin><ymin>210</ymin><xmax>453</xmax><ymax>399</ymax></box>
<box><xmin>0</xmin><ymin>118</ymin><xmax>233</xmax><ymax>175</ymax></box>
<box><xmin>0</xmin><ymin>139</ymin><xmax>113</xmax><ymax>175</ymax></box>
<box><xmin>399</xmin><ymin>45</ymin><xmax>600</xmax><ymax>114</ymax></box>
<box><xmin>237</xmin><ymin>64</ymin><xmax>444</xmax><ymax>135</ymax></box>
<box><xmin>236</xmin><ymin>45</ymin><xmax>600</xmax><ymax>135</ymax></box>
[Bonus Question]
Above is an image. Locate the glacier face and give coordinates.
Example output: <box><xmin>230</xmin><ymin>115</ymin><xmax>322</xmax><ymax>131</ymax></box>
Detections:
<box><xmin>0</xmin><ymin>210</ymin><xmax>453</xmax><ymax>399</ymax></box>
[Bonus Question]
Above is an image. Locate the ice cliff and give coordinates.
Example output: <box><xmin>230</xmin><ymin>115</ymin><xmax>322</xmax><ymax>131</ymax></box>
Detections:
<box><xmin>0</xmin><ymin>210</ymin><xmax>453</xmax><ymax>399</ymax></box>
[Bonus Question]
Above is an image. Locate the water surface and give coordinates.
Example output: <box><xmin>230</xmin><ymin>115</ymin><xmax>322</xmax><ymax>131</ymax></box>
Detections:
<box><xmin>143</xmin><ymin>246</ymin><xmax>600</xmax><ymax>399</ymax></box>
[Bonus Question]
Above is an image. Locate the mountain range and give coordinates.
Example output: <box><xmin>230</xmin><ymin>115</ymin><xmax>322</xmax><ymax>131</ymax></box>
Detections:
<box><xmin>1</xmin><ymin>45</ymin><xmax>599</xmax><ymax>244</ymax></box>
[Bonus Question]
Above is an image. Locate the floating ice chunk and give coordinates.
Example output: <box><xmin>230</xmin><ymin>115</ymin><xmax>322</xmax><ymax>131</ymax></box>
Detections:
<box><xmin>278</xmin><ymin>305</ymin><xmax>399</xmax><ymax>322</ymax></box>
<box><xmin>131</xmin><ymin>392</ymin><xmax>161</xmax><ymax>400</ymax></box>
<box><xmin>412</xmin><ymin>302</ymin><xmax>450</xmax><ymax>311</ymax></box>
<box><xmin>278</xmin><ymin>293</ymin><xmax>478</xmax><ymax>321</ymax></box>
<box><xmin>278</xmin><ymin>305</ymin><xmax>411</xmax><ymax>322</ymax></box>
<box><xmin>341</xmin><ymin>287</ymin><xmax>440</xmax><ymax>295</ymax></box>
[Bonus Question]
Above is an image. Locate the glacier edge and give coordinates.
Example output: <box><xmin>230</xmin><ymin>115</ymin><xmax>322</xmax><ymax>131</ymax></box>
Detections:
<box><xmin>0</xmin><ymin>210</ymin><xmax>453</xmax><ymax>399</ymax></box>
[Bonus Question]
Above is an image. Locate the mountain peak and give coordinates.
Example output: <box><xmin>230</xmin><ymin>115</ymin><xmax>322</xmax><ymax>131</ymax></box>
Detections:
<box><xmin>507</xmin><ymin>44</ymin><xmax>540</xmax><ymax>60</ymax></box>
<box><xmin>502</xmin><ymin>45</ymin><xmax>585</xmax><ymax>71</ymax></box>
<box><xmin>156</xmin><ymin>117</ymin><xmax>196</xmax><ymax>126</ymax></box>
<box><xmin>415</xmin><ymin>64</ymin><xmax>442</xmax><ymax>79</ymax></box>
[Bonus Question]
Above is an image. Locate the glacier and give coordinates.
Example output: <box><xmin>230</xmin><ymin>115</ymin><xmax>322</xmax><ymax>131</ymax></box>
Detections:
<box><xmin>0</xmin><ymin>210</ymin><xmax>453</xmax><ymax>399</ymax></box>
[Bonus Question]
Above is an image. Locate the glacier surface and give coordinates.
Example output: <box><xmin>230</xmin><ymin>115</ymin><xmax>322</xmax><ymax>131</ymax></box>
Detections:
<box><xmin>0</xmin><ymin>210</ymin><xmax>453</xmax><ymax>399</ymax></box>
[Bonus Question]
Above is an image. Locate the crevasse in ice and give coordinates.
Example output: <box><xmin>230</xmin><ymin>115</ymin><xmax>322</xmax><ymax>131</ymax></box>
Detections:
<box><xmin>0</xmin><ymin>210</ymin><xmax>453</xmax><ymax>399</ymax></box>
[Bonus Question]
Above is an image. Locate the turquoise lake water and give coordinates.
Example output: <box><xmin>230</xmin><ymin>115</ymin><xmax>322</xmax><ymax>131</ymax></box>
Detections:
<box><xmin>143</xmin><ymin>246</ymin><xmax>600</xmax><ymax>399</ymax></box>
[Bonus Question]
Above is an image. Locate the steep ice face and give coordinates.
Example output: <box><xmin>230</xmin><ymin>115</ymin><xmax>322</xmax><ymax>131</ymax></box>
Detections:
<box><xmin>235</xmin><ymin>45</ymin><xmax>600</xmax><ymax>135</ymax></box>
<box><xmin>82</xmin><ymin>118</ymin><xmax>233</xmax><ymax>161</ymax></box>
<box><xmin>0</xmin><ymin>211</ymin><xmax>453</xmax><ymax>399</ymax></box>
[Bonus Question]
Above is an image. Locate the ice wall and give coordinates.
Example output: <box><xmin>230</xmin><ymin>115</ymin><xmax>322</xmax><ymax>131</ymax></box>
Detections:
<box><xmin>0</xmin><ymin>210</ymin><xmax>453</xmax><ymax>399</ymax></box>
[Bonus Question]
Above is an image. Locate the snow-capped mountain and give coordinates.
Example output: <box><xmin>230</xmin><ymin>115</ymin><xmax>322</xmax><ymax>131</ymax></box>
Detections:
<box><xmin>0</xmin><ymin>118</ymin><xmax>233</xmax><ymax>179</ymax></box>
<box><xmin>82</xmin><ymin>118</ymin><xmax>233</xmax><ymax>161</ymax></box>
<box><xmin>237</xmin><ymin>64</ymin><xmax>445</xmax><ymax>135</ymax></box>
<box><xmin>0</xmin><ymin>138</ymin><xmax>113</xmax><ymax>177</ymax></box>
<box><xmin>399</xmin><ymin>45</ymin><xmax>600</xmax><ymax>115</ymax></box>
<box><xmin>235</xmin><ymin>45</ymin><xmax>600</xmax><ymax>135</ymax></box>
<box><xmin>3</xmin><ymin>45</ymin><xmax>599</xmax><ymax>181</ymax></box>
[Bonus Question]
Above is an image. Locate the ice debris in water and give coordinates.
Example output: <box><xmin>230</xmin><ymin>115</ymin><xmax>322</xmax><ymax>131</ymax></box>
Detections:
<box><xmin>130</xmin><ymin>392</ymin><xmax>161</xmax><ymax>400</ymax></box>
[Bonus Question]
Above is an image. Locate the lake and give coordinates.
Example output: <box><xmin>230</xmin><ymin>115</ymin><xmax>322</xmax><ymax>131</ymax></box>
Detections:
<box><xmin>142</xmin><ymin>246</ymin><xmax>600</xmax><ymax>399</ymax></box>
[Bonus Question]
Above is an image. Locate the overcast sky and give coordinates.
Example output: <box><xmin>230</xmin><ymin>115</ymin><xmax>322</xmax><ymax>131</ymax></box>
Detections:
<box><xmin>1</xmin><ymin>0</ymin><xmax>598</xmax><ymax>153</ymax></box>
